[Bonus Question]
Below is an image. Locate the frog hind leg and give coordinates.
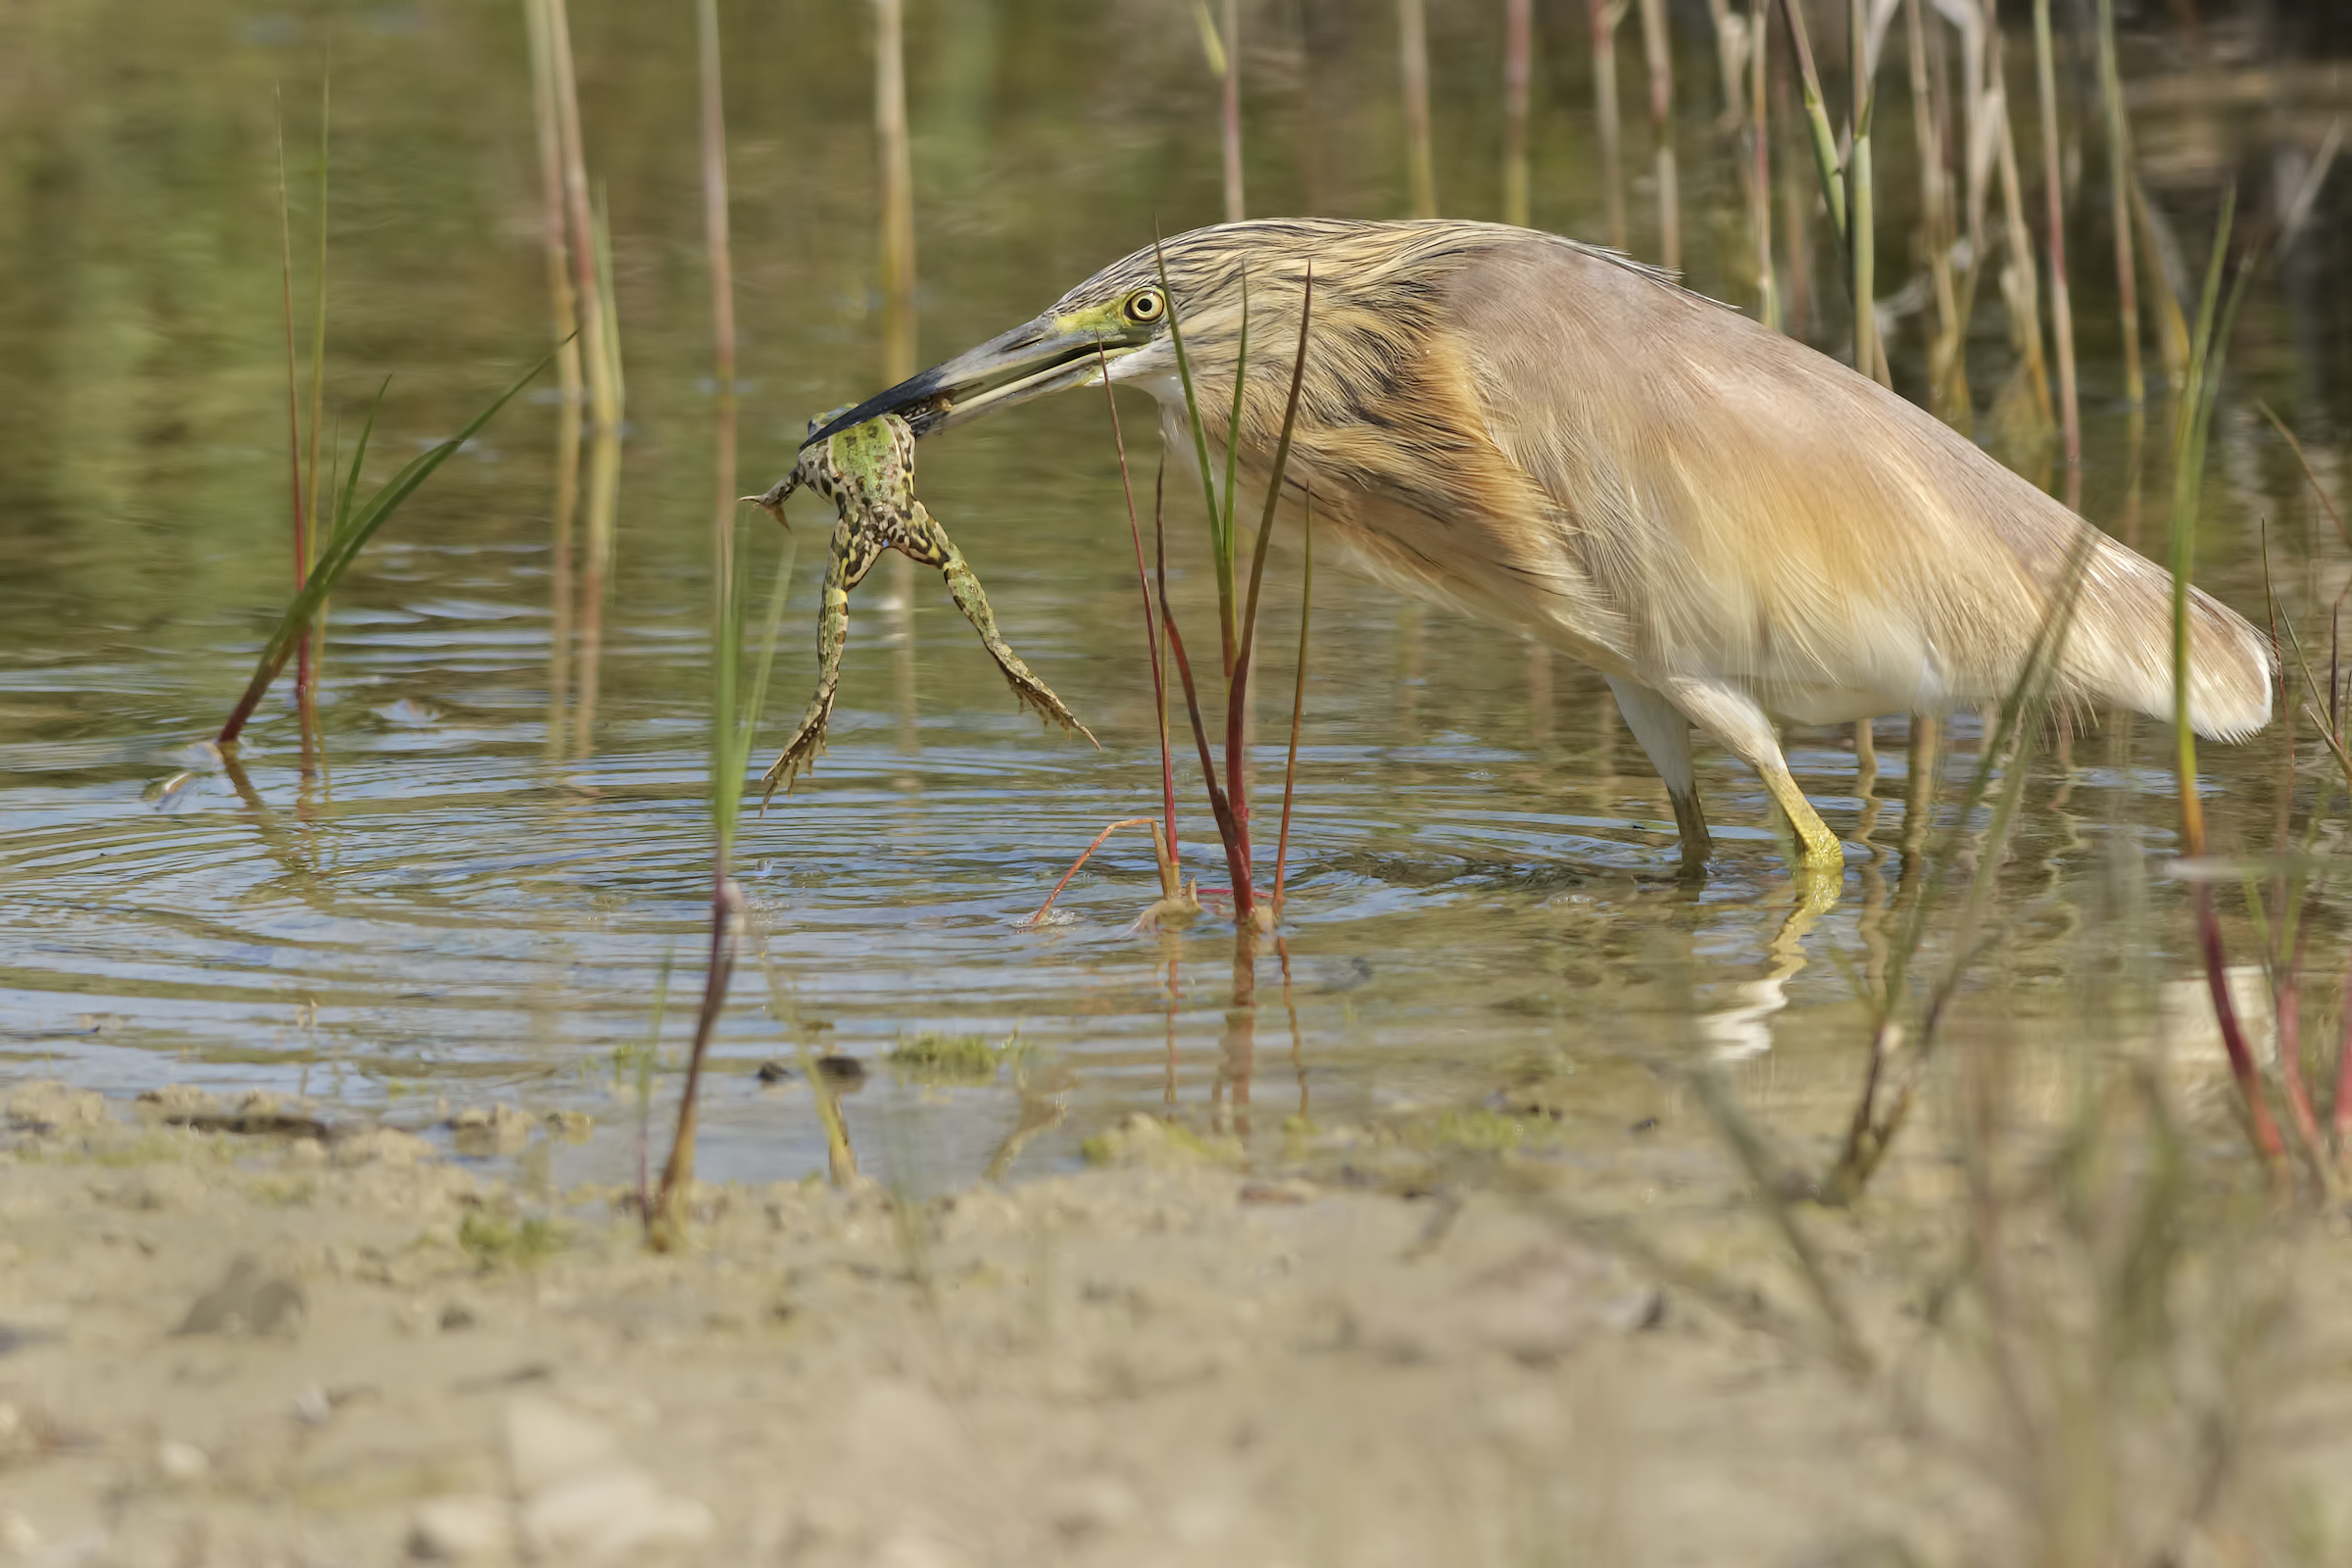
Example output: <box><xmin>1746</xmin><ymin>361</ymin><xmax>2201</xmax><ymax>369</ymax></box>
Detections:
<box><xmin>901</xmin><ymin>508</ymin><xmax>1098</xmax><ymax>748</ymax></box>
<box><xmin>759</xmin><ymin>518</ymin><xmax>886</xmax><ymax>808</ymax></box>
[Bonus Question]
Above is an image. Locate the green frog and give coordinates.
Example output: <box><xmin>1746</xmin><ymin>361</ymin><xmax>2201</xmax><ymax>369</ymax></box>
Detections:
<box><xmin>747</xmin><ymin>412</ymin><xmax>1095</xmax><ymax>805</ymax></box>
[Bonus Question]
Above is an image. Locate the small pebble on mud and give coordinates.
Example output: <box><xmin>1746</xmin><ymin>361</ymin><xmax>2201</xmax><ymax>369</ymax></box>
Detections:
<box><xmin>448</xmin><ymin>1104</ymin><xmax>537</xmax><ymax>1156</ymax></box>
<box><xmin>408</xmin><ymin>1493</ymin><xmax>511</xmax><ymax>1562</ymax></box>
<box><xmin>154</xmin><ymin>1439</ymin><xmax>209</xmax><ymax>1483</ymax></box>
<box><xmin>172</xmin><ymin>1256</ymin><xmax>306</xmax><ymax>1338</ymax></box>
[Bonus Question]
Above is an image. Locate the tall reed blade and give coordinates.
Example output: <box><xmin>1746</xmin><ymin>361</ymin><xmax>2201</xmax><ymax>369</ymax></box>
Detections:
<box><xmin>271</xmin><ymin>100</ymin><xmax>313</xmax><ymax>716</ymax></box>
<box><xmin>1639</xmin><ymin>0</ymin><xmax>1679</xmax><ymax>269</ymax></box>
<box><xmin>1748</xmin><ymin>0</ymin><xmax>1777</xmax><ymax>329</ymax></box>
<box><xmin>304</xmin><ymin>78</ymin><xmax>331</xmax><ymax>726</ymax></box>
<box><xmin>522</xmin><ymin>0</ymin><xmax>584</xmax><ymax>755</ymax></box>
<box><xmin>2034</xmin><ymin>0</ymin><xmax>2082</xmax><ymax>480</ymax></box>
<box><xmin>1397</xmin><ymin>0</ymin><xmax>1438</xmax><ymax>218</ymax></box>
<box><xmin>1222</xmin><ymin>0</ymin><xmax>1245</xmax><ymax>221</ymax></box>
<box><xmin>1847</xmin><ymin>0</ymin><xmax>1887</xmax><ymax>386</ymax></box>
<box><xmin>2094</xmin><ymin>0</ymin><xmax>2143</xmax><ymax>410</ymax></box>
<box><xmin>1592</xmin><ymin>0</ymin><xmax>1629</xmax><ymax>248</ymax></box>
<box><xmin>1503</xmin><ymin>0</ymin><xmax>1533</xmax><ymax>227</ymax></box>
<box><xmin>1775</xmin><ymin>0</ymin><xmax>1846</xmax><ymax>246</ymax></box>
<box><xmin>875</xmin><ymin>0</ymin><xmax>917</xmax><ymax>381</ymax></box>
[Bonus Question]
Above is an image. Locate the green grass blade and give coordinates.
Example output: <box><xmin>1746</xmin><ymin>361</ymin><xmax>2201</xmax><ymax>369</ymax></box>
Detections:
<box><xmin>1217</xmin><ymin>272</ymin><xmax>1250</xmax><ymax>665</ymax></box>
<box><xmin>335</xmin><ymin>379</ymin><xmax>387</xmax><ymax>535</ymax></box>
<box><xmin>1152</xmin><ymin>238</ymin><xmax>1226</xmax><ymax>606</ymax></box>
<box><xmin>216</xmin><ymin>348</ymin><xmax>559</xmax><ymax>746</ymax></box>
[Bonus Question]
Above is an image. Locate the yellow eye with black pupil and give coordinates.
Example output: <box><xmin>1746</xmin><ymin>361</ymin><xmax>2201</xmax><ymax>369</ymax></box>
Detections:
<box><xmin>1125</xmin><ymin>289</ymin><xmax>1165</xmax><ymax>323</ymax></box>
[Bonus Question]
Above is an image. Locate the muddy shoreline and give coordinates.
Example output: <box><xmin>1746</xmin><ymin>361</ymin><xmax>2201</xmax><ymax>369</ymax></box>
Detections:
<box><xmin>2</xmin><ymin>1078</ymin><xmax>2347</xmax><ymax>1567</ymax></box>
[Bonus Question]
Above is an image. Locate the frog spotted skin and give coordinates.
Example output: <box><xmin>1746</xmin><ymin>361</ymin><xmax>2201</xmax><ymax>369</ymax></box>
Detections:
<box><xmin>747</xmin><ymin>413</ymin><xmax>1096</xmax><ymax>805</ymax></box>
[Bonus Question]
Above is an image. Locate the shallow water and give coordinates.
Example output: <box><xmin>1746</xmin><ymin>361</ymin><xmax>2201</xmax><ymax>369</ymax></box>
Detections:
<box><xmin>2</xmin><ymin>1</ymin><xmax>2348</xmax><ymax>1190</ymax></box>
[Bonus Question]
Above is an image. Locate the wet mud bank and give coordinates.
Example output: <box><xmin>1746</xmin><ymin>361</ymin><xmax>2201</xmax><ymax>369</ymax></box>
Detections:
<box><xmin>1</xmin><ymin>1079</ymin><xmax>2348</xmax><ymax>1567</ymax></box>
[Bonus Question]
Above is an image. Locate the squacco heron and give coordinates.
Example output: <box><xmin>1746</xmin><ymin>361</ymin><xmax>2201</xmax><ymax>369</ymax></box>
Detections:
<box><xmin>807</xmin><ymin>219</ymin><xmax>2273</xmax><ymax>872</ymax></box>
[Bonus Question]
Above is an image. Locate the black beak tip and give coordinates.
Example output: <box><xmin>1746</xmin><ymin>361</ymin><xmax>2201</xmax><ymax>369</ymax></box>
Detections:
<box><xmin>798</xmin><ymin>369</ymin><xmax>952</xmax><ymax>451</ymax></box>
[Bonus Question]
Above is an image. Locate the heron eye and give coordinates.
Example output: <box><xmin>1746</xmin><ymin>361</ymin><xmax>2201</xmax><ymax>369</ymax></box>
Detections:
<box><xmin>1124</xmin><ymin>289</ymin><xmax>1166</xmax><ymax>324</ymax></box>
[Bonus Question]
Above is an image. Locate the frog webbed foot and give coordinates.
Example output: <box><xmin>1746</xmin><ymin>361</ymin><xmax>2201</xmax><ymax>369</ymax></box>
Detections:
<box><xmin>910</xmin><ymin>514</ymin><xmax>1099</xmax><ymax>749</ymax></box>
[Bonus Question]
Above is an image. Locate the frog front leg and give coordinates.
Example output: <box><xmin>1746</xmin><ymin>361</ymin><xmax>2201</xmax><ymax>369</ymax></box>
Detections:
<box><xmin>896</xmin><ymin>507</ymin><xmax>1096</xmax><ymax>747</ymax></box>
<box><xmin>759</xmin><ymin>519</ymin><xmax>890</xmax><ymax>806</ymax></box>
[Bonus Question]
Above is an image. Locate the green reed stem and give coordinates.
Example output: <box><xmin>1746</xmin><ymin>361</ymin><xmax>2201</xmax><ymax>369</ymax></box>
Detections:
<box><xmin>1776</xmin><ymin>0</ymin><xmax>1846</xmax><ymax>245</ymax></box>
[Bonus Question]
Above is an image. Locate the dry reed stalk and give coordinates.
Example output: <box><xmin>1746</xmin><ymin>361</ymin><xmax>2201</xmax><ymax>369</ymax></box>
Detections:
<box><xmin>699</xmin><ymin>0</ymin><xmax>736</xmax><ymax>506</ymax></box>
<box><xmin>1987</xmin><ymin>17</ymin><xmax>2055</xmax><ymax>435</ymax></box>
<box><xmin>302</xmin><ymin>79</ymin><xmax>330</xmax><ymax>734</ymax></box>
<box><xmin>1704</xmin><ymin>0</ymin><xmax>1745</xmax><ymax>124</ymax></box>
<box><xmin>1222</xmin><ymin>0</ymin><xmax>1246</xmax><ymax>221</ymax></box>
<box><xmin>573</xmin><ymin>191</ymin><xmax>623</xmax><ymax>756</ymax></box>
<box><xmin>873</xmin><ymin>0</ymin><xmax>920</xmax><ymax>699</ymax></box>
<box><xmin>1638</xmin><ymin>0</ymin><xmax>1678</xmax><ymax>269</ymax></box>
<box><xmin>1775</xmin><ymin>59</ymin><xmax>1810</xmax><ymax>332</ymax></box>
<box><xmin>2032</xmin><ymin>0</ymin><xmax>2081</xmax><ymax>479</ymax></box>
<box><xmin>875</xmin><ymin>0</ymin><xmax>917</xmax><ymax>382</ymax></box>
<box><xmin>523</xmin><ymin>0</ymin><xmax>583</xmax><ymax>756</ymax></box>
<box><xmin>2093</xmin><ymin>0</ymin><xmax>2143</xmax><ymax>410</ymax></box>
<box><xmin>544</xmin><ymin>0</ymin><xmax>617</xmax><ymax>506</ymax></box>
<box><xmin>1909</xmin><ymin>0</ymin><xmax>1967</xmax><ymax>423</ymax></box>
<box><xmin>1847</xmin><ymin>0</ymin><xmax>1887</xmax><ymax>386</ymax></box>
<box><xmin>1397</xmin><ymin>0</ymin><xmax>1437</xmax><ymax>218</ymax></box>
<box><xmin>542</xmin><ymin>0</ymin><xmax>619</xmax><ymax>755</ymax></box>
<box><xmin>1591</xmin><ymin>0</ymin><xmax>1629</xmax><ymax>248</ymax></box>
<box><xmin>1748</xmin><ymin>0</ymin><xmax>1777</xmax><ymax>328</ymax></box>
<box><xmin>271</xmin><ymin>103</ymin><xmax>313</xmax><ymax>718</ymax></box>
<box><xmin>1504</xmin><ymin>0</ymin><xmax>1532</xmax><ymax>226</ymax></box>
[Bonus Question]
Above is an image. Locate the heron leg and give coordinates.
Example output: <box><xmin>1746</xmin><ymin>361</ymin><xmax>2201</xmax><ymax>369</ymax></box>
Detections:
<box><xmin>1606</xmin><ymin>676</ymin><xmax>1712</xmax><ymax>868</ymax></box>
<box><xmin>1652</xmin><ymin>675</ymin><xmax>1845</xmax><ymax>880</ymax></box>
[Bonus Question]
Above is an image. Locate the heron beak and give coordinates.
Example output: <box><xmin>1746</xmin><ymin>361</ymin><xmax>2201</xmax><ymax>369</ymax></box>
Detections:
<box><xmin>800</xmin><ymin>317</ymin><xmax>1136</xmax><ymax>449</ymax></box>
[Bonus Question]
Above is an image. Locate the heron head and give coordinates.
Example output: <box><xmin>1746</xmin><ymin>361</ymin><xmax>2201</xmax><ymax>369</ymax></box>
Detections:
<box><xmin>801</xmin><ymin>221</ymin><xmax>1319</xmax><ymax>450</ymax></box>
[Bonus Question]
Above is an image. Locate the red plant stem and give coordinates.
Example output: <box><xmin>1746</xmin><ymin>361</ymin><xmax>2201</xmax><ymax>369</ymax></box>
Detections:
<box><xmin>1102</xmin><ymin>351</ymin><xmax>1178</xmax><ymax>891</ymax></box>
<box><xmin>1163</xmin><ymin>607</ymin><xmax>1248</xmax><ymax>912</ymax></box>
<box><xmin>656</xmin><ymin>871</ymin><xmax>743</xmax><ymax>1221</ymax></box>
<box><xmin>2273</xmin><ymin>929</ymin><xmax>2325</xmax><ymax>1169</ymax></box>
<box><xmin>1225</xmin><ymin>271</ymin><xmax>1315</xmax><ymax>924</ymax></box>
<box><xmin>2191</xmin><ymin>884</ymin><xmax>2286</xmax><ymax>1165</ymax></box>
<box><xmin>1021</xmin><ymin>818</ymin><xmax>1165</xmax><ymax>928</ymax></box>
